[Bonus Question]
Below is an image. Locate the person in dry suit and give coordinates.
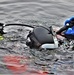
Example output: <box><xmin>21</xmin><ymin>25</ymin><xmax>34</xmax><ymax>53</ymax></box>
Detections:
<box><xmin>0</xmin><ymin>17</ymin><xmax>74</xmax><ymax>50</ymax></box>
<box><xmin>26</xmin><ymin>16</ymin><xmax>74</xmax><ymax>49</ymax></box>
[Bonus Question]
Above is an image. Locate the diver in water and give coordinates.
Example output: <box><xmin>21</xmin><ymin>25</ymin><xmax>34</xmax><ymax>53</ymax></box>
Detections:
<box><xmin>26</xmin><ymin>16</ymin><xmax>74</xmax><ymax>49</ymax></box>
<box><xmin>0</xmin><ymin>17</ymin><xmax>74</xmax><ymax>49</ymax></box>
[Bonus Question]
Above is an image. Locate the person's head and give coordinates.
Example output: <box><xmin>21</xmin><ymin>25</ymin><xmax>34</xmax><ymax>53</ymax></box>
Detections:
<box><xmin>69</xmin><ymin>16</ymin><xmax>74</xmax><ymax>25</ymax></box>
<box><xmin>64</xmin><ymin>19</ymin><xmax>70</xmax><ymax>26</ymax></box>
<box><xmin>69</xmin><ymin>16</ymin><xmax>74</xmax><ymax>22</ymax></box>
<box><xmin>65</xmin><ymin>16</ymin><xmax>74</xmax><ymax>26</ymax></box>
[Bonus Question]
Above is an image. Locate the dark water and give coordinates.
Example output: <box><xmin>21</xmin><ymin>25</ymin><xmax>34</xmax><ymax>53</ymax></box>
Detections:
<box><xmin>0</xmin><ymin>0</ymin><xmax>74</xmax><ymax>75</ymax></box>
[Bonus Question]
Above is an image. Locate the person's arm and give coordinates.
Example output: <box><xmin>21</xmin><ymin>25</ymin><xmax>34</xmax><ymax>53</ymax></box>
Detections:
<box><xmin>56</xmin><ymin>26</ymin><xmax>68</xmax><ymax>35</ymax></box>
<box><xmin>56</xmin><ymin>23</ymin><xmax>74</xmax><ymax>35</ymax></box>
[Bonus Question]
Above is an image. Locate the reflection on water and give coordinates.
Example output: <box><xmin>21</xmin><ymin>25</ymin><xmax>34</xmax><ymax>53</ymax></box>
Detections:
<box><xmin>0</xmin><ymin>0</ymin><xmax>74</xmax><ymax>75</ymax></box>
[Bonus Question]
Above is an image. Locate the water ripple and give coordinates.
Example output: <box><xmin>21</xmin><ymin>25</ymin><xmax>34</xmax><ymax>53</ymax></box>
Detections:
<box><xmin>0</xmin><ymin>0</ymin><xmax>74</xmax><ymax>75</ymax></box>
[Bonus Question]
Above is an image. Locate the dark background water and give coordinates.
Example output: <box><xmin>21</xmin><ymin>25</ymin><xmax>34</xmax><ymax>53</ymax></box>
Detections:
<box><xmin>0</xmin><ymin>0</ymin><xmax>74</xmax><ymax>75</ymax></box>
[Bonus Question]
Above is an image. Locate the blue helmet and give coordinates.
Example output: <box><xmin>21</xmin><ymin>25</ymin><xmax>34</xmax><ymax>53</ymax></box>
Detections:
<box><xmin>65</xmin><ymin>16</ymin><xmax>74</xmax><ymax>26</ymax></box>
<box><xmin>64</xmin><ymin>16</ymin><xmax>74</xmax><ymax>35</ymax></box>
<box><xmin>64</xmin><ymin>19</ymin><xmax>70</xmax><ymax>26</ymax></box>
<box><xmin>69</xmin><ymin>16</ymin><xmax>74</xmax><ymax>22</ymax></box>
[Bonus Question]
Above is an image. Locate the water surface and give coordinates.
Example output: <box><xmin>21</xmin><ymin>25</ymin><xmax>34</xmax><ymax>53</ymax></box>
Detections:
<box><xmin>0</xmin><ymin>0</ymin><xmax>74</xmax><ymax>75</ymax></box>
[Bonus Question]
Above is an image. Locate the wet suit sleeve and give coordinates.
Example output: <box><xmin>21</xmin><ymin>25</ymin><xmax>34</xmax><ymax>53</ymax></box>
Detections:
<box><xmin>56</xmin><ymin>23</ymin><xmax>74</xmax><ymax>35</ymax></box>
